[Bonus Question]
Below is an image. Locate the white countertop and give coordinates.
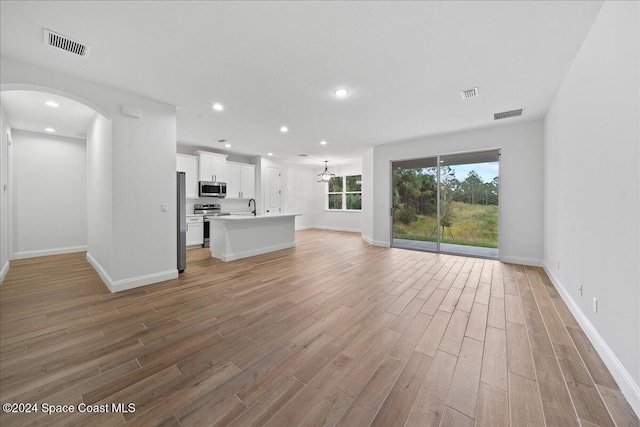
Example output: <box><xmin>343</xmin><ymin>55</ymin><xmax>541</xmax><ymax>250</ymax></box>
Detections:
<box><xmin>208</xmin><ymin>213</ymin><xmax>301</xmax><ymax>221</ymax></box>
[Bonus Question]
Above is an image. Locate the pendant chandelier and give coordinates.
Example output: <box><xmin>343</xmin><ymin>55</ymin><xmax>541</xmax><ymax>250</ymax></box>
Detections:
<box><xmin>317</xmin><ymin>160</ymin><xmax>335</xmax><ymax>183</ymax></box>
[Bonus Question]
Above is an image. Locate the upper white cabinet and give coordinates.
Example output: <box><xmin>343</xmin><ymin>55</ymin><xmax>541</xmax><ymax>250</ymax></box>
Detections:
<box><xmin>197</xmin><ymin>151</ymin><xmax>227</xmax><ymax>183</ymax></box>
<box><xmin>176</xmin><ymin>154</ymin><xmax>199</xmax><ymax>199</ymax></box>
<box><xmin>225</xmin><ymin>161</ymin><xmax>256</xmax><ymax>199</ymax></box>
<box><xmin>240</xmin><ymin>163</ymin><xmax>256</xmax><ymax>199</ymax></box>
<box><xmin>226</xmin><ymin>162</ymin><xmax>241</xmax><ymax>199</ymax></box>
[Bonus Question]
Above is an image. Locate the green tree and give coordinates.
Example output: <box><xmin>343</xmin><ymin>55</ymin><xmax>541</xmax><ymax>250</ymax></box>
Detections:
<box><xmin>460</xmin><ymin>170</ymin><xmax>483</xmax><ymax>204</ymax></box>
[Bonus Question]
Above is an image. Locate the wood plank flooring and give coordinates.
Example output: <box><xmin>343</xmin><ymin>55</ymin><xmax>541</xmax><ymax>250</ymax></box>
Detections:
<box><xmin>0</xmin><ymin>230</ymin><xmax>637</xmax><ymax>426</ymax></box>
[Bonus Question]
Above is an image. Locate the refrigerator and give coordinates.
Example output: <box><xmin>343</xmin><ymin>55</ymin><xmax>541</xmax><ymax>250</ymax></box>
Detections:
<box><xmin>177</xmin><ymin>171</ymin><xmax>186</xmax><ymax>273</ymax></box>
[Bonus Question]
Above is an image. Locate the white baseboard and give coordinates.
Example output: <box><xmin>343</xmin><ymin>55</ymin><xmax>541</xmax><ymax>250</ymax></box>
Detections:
<box><xmin>86</xmin><ymin>252</ymin><xmax>179</xmax><ymax>293</ymax></box>
<box><xmin>0</xmin><ymin>260</ymin><xmax>9</xmax><ymax>284</ymax></box>
<box><xmin>312</xmin><ymin>225</ymin><xmax>362</xmax><ymax>233</ymax></box>
<box><xmin>110</xmin><ymin>269</ymin><xmax>179</xmax><ymax>293</ymax></box>
<box><xmin>543</xmin><ymin>262</ymin><xmax>640</xmax><ymax>416</ymax></box>
<box><xmin>86</xmin><ymin>252</ymin><xmax>114</xmax><ymax>291</ymax></box>
<box><xmin>220</xmin><ymin>242</ymin><xmax>295</xmax><ymax>262</ymax></box>
<box><xmin>295</xmin><ymin>225</ymin><xmax>315</xmax><ymax>231</ymax></box>
<box><xmin>361</xmin><ymin>235</ymin><xmax>394</xmax><ymax>248</ymax></box>
<box><xmin>500</xmin><ymin>255</ymin><xmax>543</xmax><ymax>267</ymax></box>
<box><xmin>14</xmin><ymin>245</ymin><xmax>87</xmax><ymax>259</ymax></box>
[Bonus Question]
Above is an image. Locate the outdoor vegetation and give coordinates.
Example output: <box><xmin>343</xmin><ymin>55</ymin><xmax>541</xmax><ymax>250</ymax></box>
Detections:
<box><xmin>392</xmin><ymin>166</ymin><xmax>499</xmax><ymax>248</ymax></box>
<box><xmin>328</xmin><ymin>175</ymin><xmax>362</xmax><ymax>210</ymax></box>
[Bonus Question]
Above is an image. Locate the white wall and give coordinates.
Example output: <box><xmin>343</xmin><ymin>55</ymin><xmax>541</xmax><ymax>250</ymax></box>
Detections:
<box><xmin>284</xmin><ymin>164</ymin><xmax>316</xmax><ymax>230</ymax></box>
<box><xmin>313</xmin><ymin>161</ymin><xmax>363</xmax><ymax>233</ymax></box>
<box><xmin>0</xmin><ymin>105</ymin><xmax>10</xmax><ymax>282</ymax></box>
<box><xmin>87</xmin><ymin>113</ymin><xmax>113</xmax><ymax>276</ymax></box>
<box><xmin>544</xmin><ymin>0</ymin><xmax>639</xmax><ymax>412</ymax></box>
<box><xmin>12</xmin><ymin>130</ymin><xmax>87</xmax><ymax>257</ymax></box>
<box><xmin>368</xmin><ymin>120</ymin><xmax>545</xmax><ymax>265</ymax></box>
<box><xmin>362</xmin><ymin>148</ymin><xmax>374</xmax><ymax>243</ymax></box>
<box><xmin>1</xmin><ymin>57</ymin><xmax>178</xmax><ymax>291</ymax></box>
<box><xmin>255</xmin><ymin>157</ymin><xmax>316</xmax><ymax>230</ymax></box>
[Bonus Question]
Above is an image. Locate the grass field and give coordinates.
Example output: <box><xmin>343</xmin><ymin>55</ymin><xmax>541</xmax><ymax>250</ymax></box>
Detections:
<box><xmin>393</xmin><ymin>201</ymin><xmax>499</xmax><ymax>248</ymax></box>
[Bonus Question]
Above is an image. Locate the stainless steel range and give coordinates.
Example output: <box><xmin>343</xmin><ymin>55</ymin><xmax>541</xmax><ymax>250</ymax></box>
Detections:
<box><xmin>194</xmin><ymin>203</ymin><xmax>230</xmax><ymax>247</ymax></box>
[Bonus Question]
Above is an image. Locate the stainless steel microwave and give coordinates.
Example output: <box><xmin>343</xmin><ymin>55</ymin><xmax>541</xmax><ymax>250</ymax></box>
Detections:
<box><xmin>199</xmin><ymin>181</ymin><xmax>227</xmax><ymax>198</ymax></box>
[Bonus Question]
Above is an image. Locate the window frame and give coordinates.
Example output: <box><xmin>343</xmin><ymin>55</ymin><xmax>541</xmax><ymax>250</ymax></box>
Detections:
<box><xmin>326</xmin><ymin>175</ymin><xmax>362</xmax><ymax>212</ymax></box>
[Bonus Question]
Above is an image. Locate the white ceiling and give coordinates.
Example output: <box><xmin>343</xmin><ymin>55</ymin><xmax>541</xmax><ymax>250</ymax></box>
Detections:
<box><xmin>0</xmin><ymin>1</ymin><xmax>603</xmax><ymax>165</ymax></box>
<box><xmin>0</xmin><ymin>90</ymin><xmax>96</xmax><ymax>139</ymax></box>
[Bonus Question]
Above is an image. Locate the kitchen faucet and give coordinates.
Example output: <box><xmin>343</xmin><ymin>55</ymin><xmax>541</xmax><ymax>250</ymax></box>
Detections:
<box><xmin>248</xmin><ymin>199</ymin><xmax>256</xmax><ymax>216</ymax></box>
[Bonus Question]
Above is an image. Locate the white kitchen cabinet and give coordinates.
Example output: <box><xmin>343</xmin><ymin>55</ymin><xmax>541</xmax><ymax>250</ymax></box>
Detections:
<box><xmin>186</xmin><ymin>216</ymin><xmax>204</xmax><ymax>246</ymax></box>
<box><xmin>176</xmin><ymin>154</ymin><xmax>199</xmax><ymax>199</ymax></box>
<box><xmin>240</xmin><ymin>164</ymin><xmax>256</xmax><ymax>199</ymax></box>
<box><xmin>197</xmin><ymin>151</ymin><xmax>227</xmax><ymax>183</ymax></box>
<box><xmin>225</xmin><ymin>161</ymin><xmax>255</xmax><ymax>199</ymax></box>
<box><xmin>226</xmin><ymin>162</ymin><xmax>241</xmax><ymax>199</ymax></box>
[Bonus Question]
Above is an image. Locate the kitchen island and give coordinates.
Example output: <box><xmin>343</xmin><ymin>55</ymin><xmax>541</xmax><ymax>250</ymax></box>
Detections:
<box><xmin>208</xmin><ymin>213</ymin><xmax>302</xmax><ymax>262</ymax></box>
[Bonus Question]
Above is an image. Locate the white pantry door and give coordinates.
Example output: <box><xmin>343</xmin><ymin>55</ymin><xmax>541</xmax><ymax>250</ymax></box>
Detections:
<box><xmin>265</xmin><ymin>167</ymin><xmax>281</xmax><ymax>214</ymax></box>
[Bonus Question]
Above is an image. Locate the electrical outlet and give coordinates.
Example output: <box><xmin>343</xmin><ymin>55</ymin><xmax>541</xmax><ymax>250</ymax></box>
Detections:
<box><xmin>593</xmin><ymin>297</ymin><xmax>598</xmax><ymax>313</ymax></box>
<box><xmin>557</xmin><ymin>261</ymin><xmax>561</xmax><ymax>270</ymax></box>
<box><xmin>578</xmin><ymin>284</ymin><xmax>583</xmax><ymax>296</ymax></box>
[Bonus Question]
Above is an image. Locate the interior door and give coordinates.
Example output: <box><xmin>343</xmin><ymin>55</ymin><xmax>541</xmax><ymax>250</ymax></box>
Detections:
<box><xmin>265</xmin><ymin>166</ymin><xmax>281</xmax><ymax>214</ymax></box>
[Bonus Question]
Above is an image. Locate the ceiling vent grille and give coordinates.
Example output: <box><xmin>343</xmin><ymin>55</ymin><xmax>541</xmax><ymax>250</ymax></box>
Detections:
<box><xmin>494</xmin><ymin>109</ymin><xmax>523</xmax><ymax>120</ymax></box>
<box><xmin>43</xmin><ymin>29</ymin><xmax>91</xmax><ymax>57</ymax></box>
<box><xmin>460</xmin><ymin>88</ymin><xmax>479</xmax><ymax>99</ymax></box>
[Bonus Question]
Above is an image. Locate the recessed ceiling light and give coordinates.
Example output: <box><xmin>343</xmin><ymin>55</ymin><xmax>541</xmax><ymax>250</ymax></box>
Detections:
<box><xmin>280</xmin><ymin>126</ymin><xmax>288</xmax><ymax>133</ymax></box>
<box><xmin>44</xmin><ymin>127</ymin><xmax>56</xmax><ymax>132</ymax></box>
<box><xmin>45</xmin><ymin>101</ymin><xmax>59</xmax><ymax>108</ymax></box>
<box><xmin>268</xmin><ymin>152</ymin><xmax>273</xmax><ymax>156</ymax></box>
<box><xmin>333</xmin><ymin>88</ymin><xmax>349</xmax><ymax>98</ymax></box>
<box><xmin>225</xmin><ymin>143</ymin><xmax>231</xmax><ymax>148</ymax></box>
<box><xmin>212</xmin><ymin>103</ymin><xmax>224</xmax><ymax>111</ymax></box>
<box><xmin>320</xmin><ymin>140</ymin><xmax>327</xmax><ymax>145</ymax></box>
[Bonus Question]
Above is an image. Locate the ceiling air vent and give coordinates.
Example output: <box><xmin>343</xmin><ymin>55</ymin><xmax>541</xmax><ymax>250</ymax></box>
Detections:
<box><xmin>460</xmin><ymin>87</ymin><xmax>479</xmax><ymax>99</ymax></box>
<box><xmin>298</xmin><ymin>154</ymin><xmax>308</xmax><ymax>157</ymax></box>
<box><xmin>43</xmin><ymin>29</ymin><xmax>91</xmax><ymax>57</ymax></box>
<box><xmin>494</xmin><ymin>109</ymin><xmax>523</xmax><ymax>120</ymax></box>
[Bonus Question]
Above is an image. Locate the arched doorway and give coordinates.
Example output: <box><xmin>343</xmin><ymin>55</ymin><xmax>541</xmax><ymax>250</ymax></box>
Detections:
<box><xmin>0</xmin><ymin>85</ymin><xmax>112</xmax><ymax>269</ymax></box>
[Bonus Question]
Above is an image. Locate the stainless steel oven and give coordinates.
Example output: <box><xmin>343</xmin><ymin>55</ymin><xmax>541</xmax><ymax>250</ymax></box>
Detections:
<box><xmin>194</xmin><ymin>204</ymin><xmax>229</xmax><ymax>247</ymax></box>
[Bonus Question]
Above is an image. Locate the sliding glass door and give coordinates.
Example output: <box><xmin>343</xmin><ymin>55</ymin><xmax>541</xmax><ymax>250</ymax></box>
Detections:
<box><xmin>391</xmin><ymin>149</ymin><xmax>500</xmax><ymax>259</ymax></box>
<box><xmin>391</xmin><ymin>157</ymin><xmax>440</xmax><ymax>252</ymax></box>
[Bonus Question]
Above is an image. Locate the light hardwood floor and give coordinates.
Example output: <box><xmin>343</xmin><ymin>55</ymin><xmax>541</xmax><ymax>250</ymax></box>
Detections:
<box><xmin>0</xmin><ymin>230</ymin><xmax>637</xmax><ymax>426</ymax></box>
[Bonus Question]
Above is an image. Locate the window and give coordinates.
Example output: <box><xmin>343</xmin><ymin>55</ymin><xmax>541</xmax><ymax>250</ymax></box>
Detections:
<box><xmin>327</xmin><ymin>175</ymin><xmax>362</xmax><ymax>211</ymax></box>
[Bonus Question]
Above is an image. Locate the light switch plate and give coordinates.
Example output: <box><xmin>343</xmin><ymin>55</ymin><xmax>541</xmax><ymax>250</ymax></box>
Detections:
<box><xmin>161</xmin><ymin>203</ymin><xmax>168</xmax><ymax>212</ymax></box>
